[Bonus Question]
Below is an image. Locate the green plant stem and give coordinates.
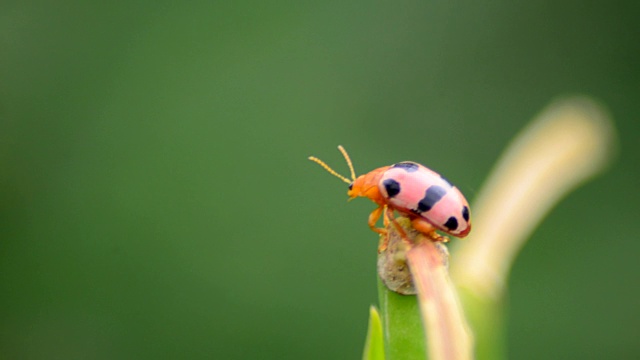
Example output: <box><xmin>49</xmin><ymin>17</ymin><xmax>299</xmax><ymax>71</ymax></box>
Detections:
<box><xmin>378</xmin><ymin>279</ymin><xmax>425</xmax><ymax>360</ymax></box>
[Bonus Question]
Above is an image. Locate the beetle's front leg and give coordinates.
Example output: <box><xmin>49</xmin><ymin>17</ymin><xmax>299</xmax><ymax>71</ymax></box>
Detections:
<box><xmin>367</xmin><ymin>205</ymin><xmax>393</xmax><ymax>253</ymax></box>
<box><xmin>368</xmin><ymin>205</ymin><xmax>387</xmax><ymax>235</ymax></box>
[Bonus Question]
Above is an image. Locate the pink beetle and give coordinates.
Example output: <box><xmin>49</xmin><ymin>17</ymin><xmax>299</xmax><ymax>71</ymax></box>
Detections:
<box><xmin>309</xmin><ymin>146</ymin><xmax>471</xmax><ymax>249</ymax></box>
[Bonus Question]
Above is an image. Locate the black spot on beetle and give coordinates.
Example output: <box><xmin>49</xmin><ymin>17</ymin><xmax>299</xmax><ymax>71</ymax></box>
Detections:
<box><xmin>383</xmin><ymin>179</ymin><xmax>401</xmax><ymax>198</ymax></box>
<box><xmin>348</xmin><ymin>183</ymin><xmax>353</xmax><ymax>191</ymax></box>
<box><xmin>414</xmin><ymin>185</ymin><xmax>447</xmax><ymax>213</ymax></box>
<box><xmin>444</xmin><ymin>216</ymin><xmax>458</xmax><ymax>230</ymax></box>
<box><xmin>462</xmin><ymin>206</ymin><xmax>470</xmax><ymax>222</ymax></box>
<box><xmin>392</xmin><ymin>162</ymin><xmax>419</xmax><ymax>172</ymax></box>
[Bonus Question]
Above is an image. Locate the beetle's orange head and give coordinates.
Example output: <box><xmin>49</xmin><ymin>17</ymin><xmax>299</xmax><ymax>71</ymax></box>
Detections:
<box><xmin>309</xmin><ymin>145</ymin><xmax>361</xmax><ymax>200</ymax></box>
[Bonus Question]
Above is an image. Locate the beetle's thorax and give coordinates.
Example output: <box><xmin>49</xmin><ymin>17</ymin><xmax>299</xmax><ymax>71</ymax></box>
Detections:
<box><xmin>347</xmin><ymin>166</ymin><xmax>390</xmax><ymax>205</ymax></box>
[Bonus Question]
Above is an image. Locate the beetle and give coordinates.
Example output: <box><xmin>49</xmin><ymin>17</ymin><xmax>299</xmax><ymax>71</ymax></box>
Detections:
<box><xmin>309</xmin><ymin>146</ymin><xmax>471</xmax><ymax>249</ymax></box>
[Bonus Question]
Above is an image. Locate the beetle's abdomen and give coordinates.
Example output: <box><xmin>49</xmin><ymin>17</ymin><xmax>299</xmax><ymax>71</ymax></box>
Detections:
<box><xmin>378</xmin><ymin>162</ymin><xmax>471</xmax><ymax>237</ymax></box>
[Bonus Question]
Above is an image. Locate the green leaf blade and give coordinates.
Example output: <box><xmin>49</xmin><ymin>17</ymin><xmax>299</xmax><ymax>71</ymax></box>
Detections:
<box><xmin>362</xmin><ymin>306</ymin><xmax>385</xmax><ymax>360</ymax></box>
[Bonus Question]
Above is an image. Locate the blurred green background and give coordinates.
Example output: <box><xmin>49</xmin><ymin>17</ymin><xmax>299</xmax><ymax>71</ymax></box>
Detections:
<box><xmin>1</xmin><ymin>1</ymin><xmax>639</xmax><ymax>359</ymax></box>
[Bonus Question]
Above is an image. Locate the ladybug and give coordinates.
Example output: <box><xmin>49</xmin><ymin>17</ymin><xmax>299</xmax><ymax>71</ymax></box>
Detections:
<box><xmin>309</xmin><ymin>146</ymin><xmax>471</xmax><ymax>248</ymax></box>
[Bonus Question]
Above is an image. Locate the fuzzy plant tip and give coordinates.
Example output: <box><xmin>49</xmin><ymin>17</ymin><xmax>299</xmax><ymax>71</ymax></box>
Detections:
<box><xmin>377</xmin><ymin>217</ymin><xmax>449</xmax><ymax>295</ymax></box>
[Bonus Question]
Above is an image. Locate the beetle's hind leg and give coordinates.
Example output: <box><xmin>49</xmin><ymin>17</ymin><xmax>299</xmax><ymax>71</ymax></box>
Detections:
<box><xmin>411</xmin><ymin>218</ymin><xmax>450</xmax><ymax>243</ymax></box>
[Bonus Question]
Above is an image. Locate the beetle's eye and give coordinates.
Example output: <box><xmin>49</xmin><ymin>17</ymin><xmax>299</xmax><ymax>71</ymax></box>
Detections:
<box><xmin>348</xmin><ymin>183</ymin><xmax>353</xmax><ymax>191</ymax></box>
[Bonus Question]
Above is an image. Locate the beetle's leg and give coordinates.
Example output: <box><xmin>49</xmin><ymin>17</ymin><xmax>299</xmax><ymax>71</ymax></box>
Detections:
<box><xmin>378</xmin><ymin>208</ymin><xmax>410</xmax><ymax>252</ymax></box>
<box><xmin>383</xmin><ymin>207</ymin><xmax>414</xmax><ymax>248</ymax></box>
<box><xmin>378</xmin><ymin>207</ymin><xmax>394</xmax><ymax>253</ymax></box>
<box><xmin>411</xmin><ymin>218</ymin><xmax>450</xmax><ymax>243</ymax></box>
<box><xmin>367</xmin><ymin>206</ymin><xmax>391</xmax><ymax>253</ymax></box>
<box><xmin>368</xmin><ymin>205</ymin><xmax>387</xmax><ymax>235</ymax></box>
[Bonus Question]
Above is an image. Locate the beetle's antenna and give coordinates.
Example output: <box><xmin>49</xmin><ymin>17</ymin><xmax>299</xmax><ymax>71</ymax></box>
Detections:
<box><xmin>308</xmin><ymin>156</ymin><xmax>352</xmax><ymax>184</ymax></box>
<box><xmin>308</xmin><ymin>150</ymin><xmax>354</xmax><ymax>185</ymax></box>
<box><xmin>337</xmin><ymin>145</ymin><xmax>357</xmax><ymax>182</ymax></box>
<box><xmin>308</xmin><ymin>145</ymin><xmax>359</xmax><ymax>184</ymax></box>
